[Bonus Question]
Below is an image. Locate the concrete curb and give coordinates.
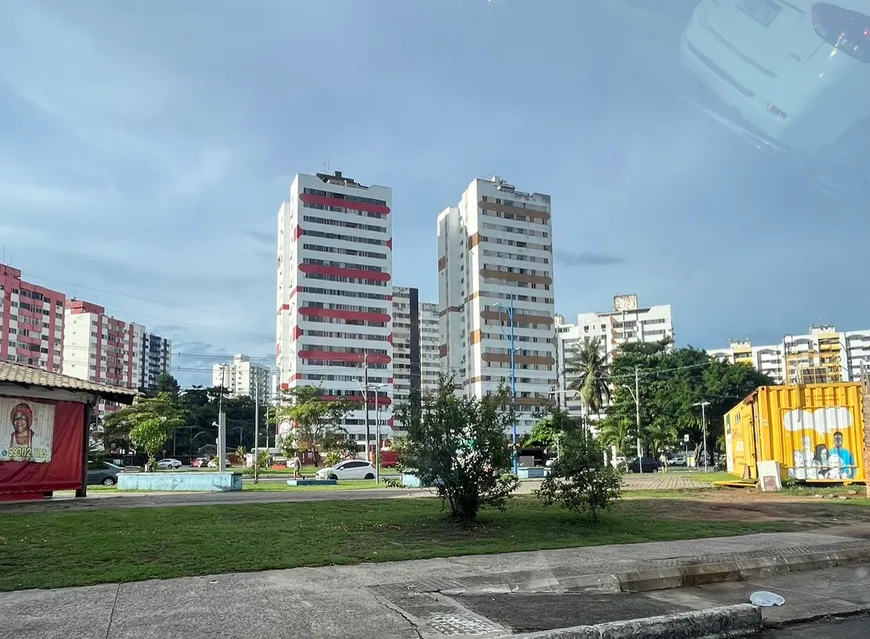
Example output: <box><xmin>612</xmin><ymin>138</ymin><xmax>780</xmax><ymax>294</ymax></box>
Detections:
<box><xmin>495</xmin><ymin>604</ymin><xmax>761</xmax><ymax>639</ymax></box>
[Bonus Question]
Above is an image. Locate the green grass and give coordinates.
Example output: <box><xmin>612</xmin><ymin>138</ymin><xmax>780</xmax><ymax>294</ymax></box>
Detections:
<box><xmin>687</xmin><ymin>472</ymin><xmax>737</xmax><ymax>484</ymax></box>
<box><xmin>0</xmin><ymin>496</ymin><xmax>800</xmax><ymax>592</ymax></box>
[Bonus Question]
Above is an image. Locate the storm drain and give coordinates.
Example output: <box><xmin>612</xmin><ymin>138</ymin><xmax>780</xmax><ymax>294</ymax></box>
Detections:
<box><xmin>427</xmin><ymin>613</ymin><xmax>502</xmax><ymax>636</ymax></box>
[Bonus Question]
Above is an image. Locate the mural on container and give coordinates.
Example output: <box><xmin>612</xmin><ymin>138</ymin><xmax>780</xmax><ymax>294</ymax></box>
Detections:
<box><xmin>784</xmin><ymin>407</ymin><xmax>856</xmax><ymax>480</ymax></box>
<box><xmin>0</xmin><ymin>399</ymin><xmax>55</xmax><ymax>464</ymax></box>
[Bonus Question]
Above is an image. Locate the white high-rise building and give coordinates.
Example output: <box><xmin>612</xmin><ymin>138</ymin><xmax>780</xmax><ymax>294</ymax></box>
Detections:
<box><xmin>139</xmin><ymin>332</ymin><xmax>172</xmax><ymax>391</ymax></box>
<box><xmin>708</xmin><ymin>325</ymin><xmax>870</xmax><ymax>384</ymax></box>
<box><xmin>420</xmin><ymin>300</ymin><xmax>440</xmax><ymax>393</ymax></box>
<box><xmin>212</xmin><ymin>354</ymin><xmax>270</xmax><ymax>402</ymax></box>
<box><xmin>437</xmin><ymin>176</ymin><xmax>557</xmax><ymax>434</ymax></box>
<box><xmin>276</xmin><ymin>171</ymin><xmax>393</xmax><ymax>446</ymax></box>
<box><xmin>556</xmin><ymin>295</ymin><xmax>673</xmax><ymax>417</ymax></box>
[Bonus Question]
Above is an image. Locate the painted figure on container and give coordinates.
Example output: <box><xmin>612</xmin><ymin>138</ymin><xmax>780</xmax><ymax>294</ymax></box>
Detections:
<box><xmin>6</xmin><ymin>402</ymin><xmax>50</xmax><ymax>462</ymax></box>
<box><xmin>828</xmin><ymin>431</ymin><xmax>855</xmax><ymax>480</ymax></box>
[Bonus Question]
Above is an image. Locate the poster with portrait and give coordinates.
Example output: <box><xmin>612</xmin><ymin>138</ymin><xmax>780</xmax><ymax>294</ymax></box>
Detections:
<box><xmin>0</xmin><ymin>398</ymin><xmax>55</xmax><ymax>464</ymax></box>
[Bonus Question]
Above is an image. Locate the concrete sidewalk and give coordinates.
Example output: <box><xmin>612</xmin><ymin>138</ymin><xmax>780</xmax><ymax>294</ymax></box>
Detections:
<box><xmin>4</xmin><ymin>529</ymin><xmax>870</xmax><ymax>639</ymax></box>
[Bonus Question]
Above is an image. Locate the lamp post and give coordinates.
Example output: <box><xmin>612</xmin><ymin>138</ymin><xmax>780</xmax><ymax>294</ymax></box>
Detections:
<box><xmin>693</xmin><ymin>400</ymin><xmax>711</xmax><ymax>473</ymax></box>
<box><xmin>621</xmin><ymin>366</ymin><xmax>643</xmax><ymax>474</ymax></box>
<box><xmin>490</xmin><ymin>293</ymin><xmax>517</xmax><ymax>475</ymax></box>
<box><xmin>356</xmin><ymin>379</ymin><xmax>385</xmax><ymax>478</ymax></box>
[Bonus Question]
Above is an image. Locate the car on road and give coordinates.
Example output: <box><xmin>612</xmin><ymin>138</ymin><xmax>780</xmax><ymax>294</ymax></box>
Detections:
<box><xmin>87</xmin><ymin>461</ymin><xmax>124</xmax><ymax>486</ymax></box>
<box><xmin>156</xmin><ymin>458</ymin><xmax>183</xmax><ymax>470</ymax></box>
<box><xmin>192</xmin><ymin>457</ymin><xmax>209</xmax><ymax>468</ymax></box>
<box><xmin>667</xmin><ymin>454</ymin><xmax>687</xmax><ymax>467</ymax></box>
<box><xmin>681</xmin><ymin>0</ymin><xmax>870</xmax><ymax>155</ymax></box>
<box><xmin>207</xmin><ymin>458</ymin><xmax>232</xmax><ymax>468</ymax></box>
<box><xmin>627</xmin><ymin>456</ymin><xmax>661</xmax><ymax>473</ymax></box>
<box><xmin>316</xmin><ymin>460</ymin><xmax>377</xmax><ymax>480</ymax></box>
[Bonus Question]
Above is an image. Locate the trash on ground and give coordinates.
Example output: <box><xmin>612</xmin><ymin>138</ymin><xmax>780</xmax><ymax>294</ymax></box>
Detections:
<box><xmin>750</xmin><ymin>591</ymin><xmax>785</xmax><ymax>607</ymax></box>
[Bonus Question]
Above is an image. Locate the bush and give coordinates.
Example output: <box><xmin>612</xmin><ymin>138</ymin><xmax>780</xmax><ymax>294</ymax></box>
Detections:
<box><xmin>394</xmin><ymin>375</ymin><xmax>519</xmax><ymax>524</ymax></box>
<box><xmin>537</xmin><ymin>430</ymin><xmax>621</xmax><ymax>522</ymax></box>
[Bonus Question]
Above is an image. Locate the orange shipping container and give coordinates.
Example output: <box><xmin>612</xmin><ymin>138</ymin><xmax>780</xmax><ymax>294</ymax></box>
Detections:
<box><xmin>724</xmin><ymin>382</ymin><xmax>865</xmax><ymax>483</ymax></box>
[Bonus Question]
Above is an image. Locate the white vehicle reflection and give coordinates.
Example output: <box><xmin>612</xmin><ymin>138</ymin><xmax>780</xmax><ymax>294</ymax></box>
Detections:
<box><xmin>681</xmin><ymin>1</ymin><xmax>870</xmax><ymax>154</ymax></box>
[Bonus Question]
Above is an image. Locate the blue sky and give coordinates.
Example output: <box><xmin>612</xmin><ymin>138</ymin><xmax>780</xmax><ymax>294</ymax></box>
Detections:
<box><xmin>2</xmin><ymin>0</ymin><xmax>868</xmax><ymax>387</ymax></box>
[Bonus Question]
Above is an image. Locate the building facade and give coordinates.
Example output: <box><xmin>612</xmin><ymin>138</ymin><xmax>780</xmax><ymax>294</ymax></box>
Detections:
<box><xmin>0</xmin><ymin>264</ymin><xmax>65</xmax><ymax>373</ymax></box>
<box><xmin>708</xmin><ymin>325</ymin><xmax>870</xmax><ymax>384</ymax></box>
<box><xmin>139</xmin><ymin>332</ymin><xmax>172</xmax><ymax>391</ymax></box>
<box><xmin>437</xmin><ymin>176</ymin><xmax>557</xmax><ymax>434</ymax></box>
<box><xmin>419</xmin><ymin>300</ymin><xmax>441</xmax><ymax>393</ymax></box>
<box><xmin>276</xmin><ymin>170</ymin><xmax>393</xmax><ymax>445</ymax></box>
<box><xmin>556</xmin><ymin>295</ymin><xmax>673</xmax><ymax>417</ymax></box>
<box><xmin>212</xmin><ymin>354</ymin><xmax>271</xmax><ymax>402</ymax></box>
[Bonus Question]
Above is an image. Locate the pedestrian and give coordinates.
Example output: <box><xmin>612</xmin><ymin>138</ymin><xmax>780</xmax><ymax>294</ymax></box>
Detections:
<box><xmin>292</xmin><ymin>454</ymin><xmax>301</xmax><ymax>479</ymax></box>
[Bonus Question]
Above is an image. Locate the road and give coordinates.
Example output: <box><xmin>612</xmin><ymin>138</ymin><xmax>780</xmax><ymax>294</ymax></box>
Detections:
<box><xmin>760</xmin><ymin>615</ymin><xmax>870</xmax><ymax>638</ymax></box>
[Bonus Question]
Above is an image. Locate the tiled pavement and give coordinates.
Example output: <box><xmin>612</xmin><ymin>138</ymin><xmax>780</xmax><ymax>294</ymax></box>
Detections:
<box><xmin>621</xmin><ymin>472</ymin><xmax>709</xmax><ymax>491</ymax></box>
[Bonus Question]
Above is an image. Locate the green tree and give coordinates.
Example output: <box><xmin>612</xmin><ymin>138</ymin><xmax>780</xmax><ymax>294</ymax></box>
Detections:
<box><xmin>275</xmin><ymin>386</ymin><xmax>352</xmax><ymax>466</ymax></box>
<box><xmin>567</xmin><ymin>337</ymin><xmax>611</xmax><ymax>416</ymax></box>
<box><xmin>537</xmin><ymin>425</ymin><xmax>621</xmax><ymax>522</ymax></box>
<box><xmin>105</xmin><ymin>393</ymin><xmax>186</xmax><ymax>470</ymax></box>
<box><xmin>393</xmin><ymin>374</ymin><xmax>519</xmax><ymax>524</ymax></box>
<box><xmin>154</xmin><ymin>373</ymin><xmax>181</xmax><ymax>397</ymax></box>
<box><xmin>525</xmin><ymin>408</ymin><xmax>577</xmax><ymax>454</ymax></box>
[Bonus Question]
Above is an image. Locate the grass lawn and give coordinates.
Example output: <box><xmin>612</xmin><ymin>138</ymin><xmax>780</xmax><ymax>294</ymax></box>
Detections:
<box><xmin>241</xmin><ymin>479</ymin><xmax>386</xmax><ymax>491</ymax></box>
<box><xmin>0</xmin><ymin>495</ymin><xmax>801</xmax><ymax>592</ymax></box>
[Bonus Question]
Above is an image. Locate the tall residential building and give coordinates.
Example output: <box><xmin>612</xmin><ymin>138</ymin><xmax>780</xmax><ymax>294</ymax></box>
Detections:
<box><xmin>0</xmin><ymin>264</ymin><xmax>65</xmax><ymax>372</ymax></box>
<box><xmin>212</xmin><ymin>354</ymin><xmax>270</xmax><ymax>402</ymax></box>
<box><xmin>139</xmin><ymin>332</ymin><xmax>172</xmax><ymax>391</ymax></box>
<box><xmin>420</xmin><ymin>300</ymin><xmax>441</xmax><ymax>393</ymax></box>
<box><xmin>391</xmin><ymin>288</ymin><xmax>441</xmax><ymax>428</ymax></box>
<box><xmin>556</xmin><ymin>295</ymin><xmax>674</xmax><ymax>417</ymax></box>
<box><xmin>62</xmin><ymin>300</ymin><xmax>143</xmax><ymax>413</ymax></box>
<box><xmin>276</xmin><ymin>170</ymin><xmax>393</xmax><ymax>445</ymax></box>
<box><xmin>437</xmin><ymin>176</ymin><xmax>557</xmax><ymax>434</ymax></box>
<box><xmin>708</xmin><ymin>325</ymin><xmax>870</xmax><ymax>384</ymax></box>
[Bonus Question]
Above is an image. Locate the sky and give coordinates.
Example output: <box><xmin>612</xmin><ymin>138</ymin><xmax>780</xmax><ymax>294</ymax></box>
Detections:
<box><xmin>2</xmin><ymin>0</ymin><xmax>868</xmax><ymax>388</ymax></box>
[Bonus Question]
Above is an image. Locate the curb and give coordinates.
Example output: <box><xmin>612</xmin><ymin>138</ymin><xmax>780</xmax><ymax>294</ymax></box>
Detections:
<box><xmin>495</xmin><ymin>604</ymin><xmax>761</xmax><ymax>639</ymax></box>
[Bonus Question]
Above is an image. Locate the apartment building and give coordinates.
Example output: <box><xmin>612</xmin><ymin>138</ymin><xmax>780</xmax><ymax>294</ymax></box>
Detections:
<box><xmin>139</xmin><ymin>332</ymin><xmax>172</xmax><ymax>391</ymax></box>
<box><xmin>276</xmin><ymin>170</ymin><xmax>393</xmax><ymax>445</ymax></box>
<box><xmin>212</xmin><ymin>354</ymin><xmax>271</xmax><ymax>402</ymax></box>
<box><xmin>708</xmin><ymin>325</ymin><xmax>870</xmax><ymax>384</ymax></box>
<box><xmin>556</xmin><ymin>295</ymin><xmax>673</xmax><ymax>417</ymax></box>
<box><xmin>437</xmin><ymin>176</ymin><xmax>557</xmax><ymax>434</ymax></box>
<box><xmin>0</xmin><ymin>264</ymin><xmax>65</xmax><ymax>373</ymax></box>
<box><xmin>62</xmin><ymin>300</ymin><xmax>143</xmax><ymax>413</ymax></box>
<box><xmin>391</xmin><ymin>287</ymin><xmax>441</xmax><ymax>429</ymax></box>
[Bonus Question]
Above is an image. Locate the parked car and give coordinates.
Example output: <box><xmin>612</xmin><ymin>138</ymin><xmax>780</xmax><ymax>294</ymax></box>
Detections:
<box><xmin>156</xmin><ymin>458</ymin><xmax>182</xmax><ymax>470</ymax></box>
<box><xmin>87</xmin><ymin>461</ymin><xmax>123</xmax><ymax>486</ymax></box>
<box><xmin>207</xmin><ymin>458</ymin><xmax>231</xmax><ymax>468</ymax></box>
<box><xmin>315</xmin><ymin>460</ymin><xmax>377</xmax><ymax>480</ymax></box>
<box><xmin>192</xmin><ymin>457</ymin><xmax>209</xmax><ymax>468</ymax></box>
<box><xmin>667</xmin><ymin>455</ymin><xmax>687</xmax><ymax>467</ymax></box>
<box><xmin>627</xmin><ymin>456</ymin><xmax>660</xmax><ymax>473</ymax></box>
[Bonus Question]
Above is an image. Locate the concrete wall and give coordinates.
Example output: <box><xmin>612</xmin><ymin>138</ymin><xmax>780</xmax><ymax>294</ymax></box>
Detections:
<box><xmin>118</xmin><ymin>472</ymin><xmax>243</xmax><ymax>492</ymax></box>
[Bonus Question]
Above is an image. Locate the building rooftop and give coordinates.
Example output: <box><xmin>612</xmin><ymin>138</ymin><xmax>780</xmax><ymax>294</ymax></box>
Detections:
<box><xmin>0</xmin><ymin>361</ymin><xmax>138</xmax><ymax>404</ymax></box>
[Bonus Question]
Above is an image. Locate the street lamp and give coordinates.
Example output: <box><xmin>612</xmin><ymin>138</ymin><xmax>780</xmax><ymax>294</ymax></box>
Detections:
<box><xmin>356</xmin><ymin>379</ymin><xmax>386</xmax><ymax>482</ymax></box>
<box><xmin>621</xmin><ymin>366</ymin><xmax>644</xmax><ymax>474</ymax></box>
<box><xmin>693</xmin><ymin>400</ymin><xmax>711</xmax><ymax>473</ymax></box>
<box><xmin>489</xmin><ymin>294</ymin><xmax>518</xmax><ymax>475</ymax></box>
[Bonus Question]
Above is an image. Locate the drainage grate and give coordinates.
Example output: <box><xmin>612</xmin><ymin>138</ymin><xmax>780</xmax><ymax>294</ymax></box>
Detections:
<box><xmin>427</xmin><ymin>613</ymin><xmax>501</xmax><ymax>636</ymax></box>
<box><xmin>402</xmin><ymin>577</ymin><xmax>466</xmax><ymax>593</ymax></box>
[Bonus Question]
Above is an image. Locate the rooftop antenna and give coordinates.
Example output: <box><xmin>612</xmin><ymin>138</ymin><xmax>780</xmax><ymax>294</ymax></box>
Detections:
<box><xmin>324</xmin><ymin>158</ymin><xmax>331</xmax><ymax>173</ymax></box>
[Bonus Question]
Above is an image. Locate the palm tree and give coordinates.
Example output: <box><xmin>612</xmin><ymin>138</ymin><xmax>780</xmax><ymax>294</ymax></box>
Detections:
<box><xmin>597</xmin><ymin>418</ymin><xmax>630</xmax><ymax>456</ymax></box>
<box><xmin>567</xmin><ymin>336</ymin><xmax>611</xmax><ymax>417</ymax></box>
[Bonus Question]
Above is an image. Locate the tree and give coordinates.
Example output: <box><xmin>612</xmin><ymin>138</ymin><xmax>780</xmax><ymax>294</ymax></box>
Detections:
<box><xmin>106</xmin><ymin>393</ymin><xmax>186</xmax><ymax>470</ymax></box>
<box><xmin>525</xmin><ymin>408</ymin><xmax>577</xmax><ymax>453</ymax></box>
<box><xmin>567</xmin><ymin>337</ymin><xmax>611</xmax><ymax>416</ymax></box>
<box><xmin>537</xmin><ymin>426</ymin><xmax>621</xmax><ymax>522</ymax></box>
<box><xmin>393</xmin><ymin>374</ymin><xmax>519</xmax><ymax>524</ymax></box>
<box><xmin>275</xmin><ymin>386</ymin><xmax>352</xmax><ymax>466</ymax></box>
<box><xmin>154</xmin><ymin>373</ymin><xmax>181</xmax><ymax>397</ymax></box>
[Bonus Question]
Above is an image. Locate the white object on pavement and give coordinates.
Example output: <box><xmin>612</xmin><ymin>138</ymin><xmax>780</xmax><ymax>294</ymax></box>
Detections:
<box><xmin>750</xmin><ymin>591</ymin><xmax>785</xmax><ymax>607</ymax></box>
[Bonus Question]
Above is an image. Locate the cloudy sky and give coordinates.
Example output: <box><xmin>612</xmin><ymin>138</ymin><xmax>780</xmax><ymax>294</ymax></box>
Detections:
<box><xmin>2</xmin><ymin>0</ymin><xmax>868</xmax><ymax>387</ymax></box>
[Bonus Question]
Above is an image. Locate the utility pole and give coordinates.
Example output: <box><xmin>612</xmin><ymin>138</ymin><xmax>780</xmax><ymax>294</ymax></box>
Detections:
<box><xmin>491</xmin><ymin>293</ymin><xmax>518</xmax><ymax>474</ymax></box>
<box><xmin>217</xmin><ymin>363</ymin><xmax>227</xmax><ymax>473</ymax></box>
<box><xmin>253</xmin><ymin>374</ymin><xmax>260</xmax><ymax>483</ymax></box>
<box><xmin>634</xmin><ymin>365</ymin><xmax>643</xmax><ymax>474</ymax></box>
<box><xmin>693</xmin><ymin>400</ymin><xmax>711</xmax><ymax>472</ymax></box>
<box><xmin>363</xmin><ymin>353</ymin><xmax>371</xmax><ymax>463</ymax></box>
<box><xmin>374</xmin><ymin>387</ymin><xmax>381</xmax><ymax>483</ymax></box>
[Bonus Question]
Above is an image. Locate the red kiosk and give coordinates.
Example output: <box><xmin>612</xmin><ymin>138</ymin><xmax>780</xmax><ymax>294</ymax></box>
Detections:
<box><xmin>0</xmin><ymin>362</ymin><xmax>137</xmax><ymax>501</ymax></box>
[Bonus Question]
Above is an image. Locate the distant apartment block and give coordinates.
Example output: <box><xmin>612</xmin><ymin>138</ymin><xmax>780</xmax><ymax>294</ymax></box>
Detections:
<box><xmin>556</xmin><ymin>295</ymin><xmax>673</xmax><ymax>417</ymax></box>
<box><xmin>212</xmin><ymin>354</ymin><xmax>271</xmax><ymax>402</ymax></box>
<box><xmin>437</xmin><ymin>176</ymin><xmax>557</xmax><ymax>434</ymax></box>
<box><xmin>139</xmin><ymin>332</ymin><xmax>172</xmax><ymax>391</ymax></box>
<box><xmin>708</xmin><ymin>325</ymin><xmax>870</xmax><ymax>384</ymax></box>
<box><xmin>0</xmin><ymin>264</ymin><xmax>65</xmax><ymax>373</ymax></box>
<box><xmin>392</xmin><ymin>288</ymin><xmax>441</xmax><ymax>428</ymax></box>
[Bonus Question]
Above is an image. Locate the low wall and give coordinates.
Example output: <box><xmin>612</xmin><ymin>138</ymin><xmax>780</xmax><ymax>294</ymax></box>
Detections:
<box><xmin>118</xmin><ymin>472</ymin><xmax>243</xmax><ymax>492</ymax></box>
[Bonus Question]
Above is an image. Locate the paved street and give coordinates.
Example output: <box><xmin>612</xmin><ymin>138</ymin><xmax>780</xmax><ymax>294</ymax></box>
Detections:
<box><xmin>3</xmin><ymin>530</ymin><xmax>865</xmax><ymax>639</ymax></box>
<box><xmin>760</xmin><ymin>615</ymin><xmax>870</xmax><ymax>638</ymax></box>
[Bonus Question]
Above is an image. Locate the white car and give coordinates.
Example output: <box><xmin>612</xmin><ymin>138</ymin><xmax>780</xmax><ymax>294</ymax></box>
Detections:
<box><xmin>681</xmin><ymin>0</ymin><xmax>870</xmax><ymax>154</ymax></box>
<box><xmin>156</xmin><ymin>458</ymin><xmax>182</xmax><ymax>469</ymax></box>
<box><xmin>315</xmin><ymin>460</ymin><xmax>377</xmax><ymax>480</ymax></box>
